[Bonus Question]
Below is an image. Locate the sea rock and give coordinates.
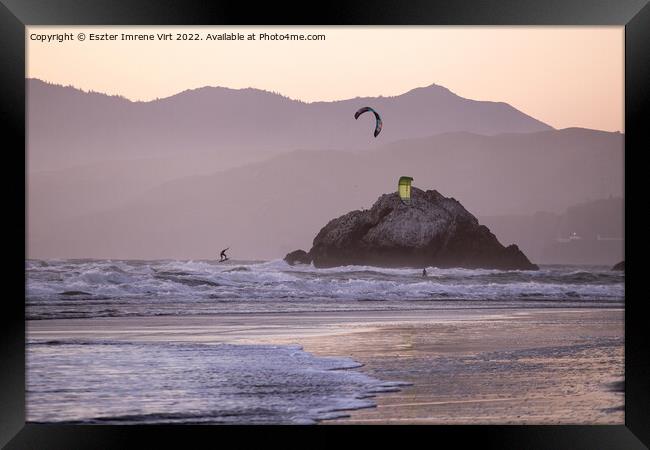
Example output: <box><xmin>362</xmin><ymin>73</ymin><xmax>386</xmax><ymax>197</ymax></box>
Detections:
<box><xmin>612</xmin><ymin>261</ymin><xmax>624</xmax><ymax>271</ymax></box>
<box><xmin>304</xmin><ymin>188</ymin><xmax>538</xmax><ymax>270</ymax></box>
<box><xmin>284</xmin><ymin>249</ymin><xmax>312</xmax><ymax>266</ymax></box>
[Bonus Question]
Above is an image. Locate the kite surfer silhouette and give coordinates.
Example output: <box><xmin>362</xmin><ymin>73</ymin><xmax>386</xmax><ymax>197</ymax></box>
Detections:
<box><xmin>220</xmin><ymin>248</ymin><xmax>229</xmax><ymax>262</ymax></box>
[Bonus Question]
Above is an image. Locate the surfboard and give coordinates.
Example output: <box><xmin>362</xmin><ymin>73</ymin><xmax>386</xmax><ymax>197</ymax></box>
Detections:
<box><xmin>219</xmin><ymin>257</ymin><xmax>229</xmax><ymax>263</ymax></box>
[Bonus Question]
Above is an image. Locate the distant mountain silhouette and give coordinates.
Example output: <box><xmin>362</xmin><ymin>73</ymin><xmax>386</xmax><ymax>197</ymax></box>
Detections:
<box><xmin>27</xmin><ymin>78</ymin><xmax>552</xmax><ymax>172</ymax></box>
<box><xmin>28</xmin><ymin>128</ymin><xmax>623</xmax><ymax>261</ymax></box>
<box><xmin>481</xmin><ymin>197</ymin><xmax>624</xmax><ymax>265</ymax></box>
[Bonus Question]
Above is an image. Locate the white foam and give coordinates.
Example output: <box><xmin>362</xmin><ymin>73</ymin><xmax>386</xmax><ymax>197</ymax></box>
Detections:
<box><xmin>26</xmin><ymin>259</ymin><xmax>625</xmax><ymax>319</ymax></box>
<box><xmin>27</xmin><ymin>340</ymin><xmax>402</xmax><ymax>424</ymax></box>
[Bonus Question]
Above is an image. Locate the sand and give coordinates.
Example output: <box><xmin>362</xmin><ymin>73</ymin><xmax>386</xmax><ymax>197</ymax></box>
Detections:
<box><xmin>27</xmin><ymin>307</ymin><xmax>624</xmax><ymax>424</ymax></box>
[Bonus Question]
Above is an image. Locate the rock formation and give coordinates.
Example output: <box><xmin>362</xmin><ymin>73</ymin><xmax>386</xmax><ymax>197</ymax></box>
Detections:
<box><xmin>284</xmin><ymin>249</ymin><xmax>312</xmax><ymax>266</ymax></box>
<box><xmin>285</xmin><ymin>188</ymin><xmax>537</xmax><ymax>270</ymax></box>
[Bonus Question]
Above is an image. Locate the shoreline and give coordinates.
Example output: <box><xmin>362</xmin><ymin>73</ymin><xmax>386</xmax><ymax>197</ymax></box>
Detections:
<box><xmin>27</xmin><ymin>307</ymin><xmax>624</xmax><ymax>424</ymax></box>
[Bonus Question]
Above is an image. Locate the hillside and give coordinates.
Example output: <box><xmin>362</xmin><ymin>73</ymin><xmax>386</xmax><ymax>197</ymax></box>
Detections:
<box><xmin>28</xmin><ymin>78</ymin><xmax>552</xmax><ymax>172</ymax></box>
<box><xmin>28</xmin><ymin>129</ymin><xmax>624</xmax><ymax>260</ymax></box>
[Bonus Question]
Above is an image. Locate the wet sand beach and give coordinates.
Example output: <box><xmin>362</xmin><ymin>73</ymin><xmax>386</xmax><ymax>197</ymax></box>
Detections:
<box><xmin>27</xmin><ymin>307</ymin><xmax>624</xmax><ymax>424</ymax></box>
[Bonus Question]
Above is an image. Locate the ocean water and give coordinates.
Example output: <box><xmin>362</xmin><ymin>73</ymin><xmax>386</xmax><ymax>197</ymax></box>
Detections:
<box><xmin>26</xmin><ymin>259</ymin><xmax>624</xmax><ymax>424</ymax></box>
<box><xmin>27</xmin><ymin>340</ymin><xmax>408</xmax><ymax>424</ymax></box>
<box><xmin>27</xmin><ymin>259</ymin><xmax>624</xmax><ymax>320</ymax></box>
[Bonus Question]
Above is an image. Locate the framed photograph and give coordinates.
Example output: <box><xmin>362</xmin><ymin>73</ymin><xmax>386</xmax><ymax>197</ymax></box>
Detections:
<box><xmin>1</xmin><ymin>0</ymin><xmax>647</xmax><ymax>448</ymax></box>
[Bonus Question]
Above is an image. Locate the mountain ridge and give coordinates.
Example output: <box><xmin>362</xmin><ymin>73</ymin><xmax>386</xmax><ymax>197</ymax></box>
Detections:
<box><xmin>28</xmin><ymin>77</ymin><xmax>553</xmax><ymax>172</ymax></box>
<box><xmin>27</xmin><ymin>78</ymin><xmax>490</xmax><ymax>105</ymax></box>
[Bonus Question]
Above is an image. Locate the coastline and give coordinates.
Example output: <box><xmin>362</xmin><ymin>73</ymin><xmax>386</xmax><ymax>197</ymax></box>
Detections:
<box><xmin>27</xmin><ymin>307</ymin><xmax>624</xmax><ymax>424</ymax></box>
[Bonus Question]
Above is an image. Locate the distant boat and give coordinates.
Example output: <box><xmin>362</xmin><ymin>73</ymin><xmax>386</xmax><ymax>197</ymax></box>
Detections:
<box><xmin>556</xmin><ymin>232</ymin><xmax>582</xmax><ymax>243</ymax></box>
<box><xmin>555</xmin><ymin>233</ymin><xmax>624</xmax><ymax>243</ymax></box>
<box><xmin>597</xmin><ymin>234</ymin><xmax>623</xmax><ymax>241</ymax></box>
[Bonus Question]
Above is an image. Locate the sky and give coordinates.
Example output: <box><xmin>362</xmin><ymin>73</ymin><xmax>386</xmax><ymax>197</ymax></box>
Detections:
<box><xmin>27</xmin><ymin>26</ymin><xmax>624</xmax><ymax>132</ymax></box>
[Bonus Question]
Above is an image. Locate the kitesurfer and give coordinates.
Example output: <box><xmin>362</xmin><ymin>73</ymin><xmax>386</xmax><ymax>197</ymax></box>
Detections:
<box><xmin>220</xmin><ymin>248</ymin><xmax>229</xmax><ymax>261</ymax></box>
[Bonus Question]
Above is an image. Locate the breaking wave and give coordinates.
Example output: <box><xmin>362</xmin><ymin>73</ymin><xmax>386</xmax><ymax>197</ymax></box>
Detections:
<box><xmin>26</xmin><ymin>259</ymin><xmax>624</xmax><ymax>319</ymax></box>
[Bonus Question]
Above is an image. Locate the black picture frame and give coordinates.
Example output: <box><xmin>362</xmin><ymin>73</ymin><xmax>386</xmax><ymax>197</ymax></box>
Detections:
<box><xmin>1</xmin><ymin>1</ymin><xmax>647</xmax><ymax>448</ymax></box>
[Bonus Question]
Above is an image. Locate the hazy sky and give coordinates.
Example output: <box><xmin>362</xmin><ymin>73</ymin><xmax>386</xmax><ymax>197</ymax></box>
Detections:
<box><xmin>27</xmin><ymin>26</ymin><xmax>623</xmax><ymax>132</ymax></box>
